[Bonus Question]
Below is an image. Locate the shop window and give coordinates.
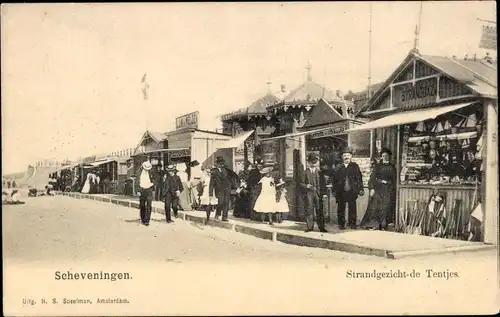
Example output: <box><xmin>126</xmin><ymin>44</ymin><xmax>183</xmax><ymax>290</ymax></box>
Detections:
<box><xmin>400</xmin><ymin>109</ymin><xmax>483</xmax><ymax>186</ymax></box>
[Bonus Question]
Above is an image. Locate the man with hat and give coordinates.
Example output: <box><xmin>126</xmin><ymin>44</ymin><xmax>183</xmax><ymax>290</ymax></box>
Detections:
<box><xmin>163</xmin><ymin>164</ymin><xmax>183</xmax><ymax>223</ymax></box>
<box><xmin>209</xmin><ymin>156</ymin><xmax>238</xmax><ymax>221</ymax></box>
<box><xmin>332</xmin><ymin>147</ymin><xmax>364</xmax><ymax>229</ymax></box>
<box><xmin>299</xmin><ymin>153</ymin><xmax>327</xmax><ymax>232</ymax></box>
<box><xmin>137</xmin><ymin>160</ymin><xmax>157</xmax><ymax>226</ymax></box>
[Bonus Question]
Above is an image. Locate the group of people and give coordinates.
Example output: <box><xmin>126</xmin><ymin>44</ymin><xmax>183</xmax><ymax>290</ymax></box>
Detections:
<box><xmin>135</xmin><ymin>157</ymin><xmax>240</xmax><ymax>226</ymax></box>
<box><xmin>80</xmin><ymin>170</ymin><xmax>111</xmax><ymax>194</ymax></box>
<box><xmin>133</xmin><ymin>147</ymin><xmax>397</xmax><ymax>233</ymax></box>
<box><xmin>3</xmin><ymin>179</ymin><xmax>17</xmax><ymax>189</ymax></box>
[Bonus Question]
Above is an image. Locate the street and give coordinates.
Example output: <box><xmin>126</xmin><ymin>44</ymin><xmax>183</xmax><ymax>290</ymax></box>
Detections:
<box><xmin>3</xmin><ymin>195</ymin><xmax>498</xmax><ymax>315</ymax></box>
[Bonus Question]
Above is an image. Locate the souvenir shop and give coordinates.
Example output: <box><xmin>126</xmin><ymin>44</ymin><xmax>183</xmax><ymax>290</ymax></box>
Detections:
<box><xmin>261</xmin><ymin>98</ymin><xmax>372</xmax><ymax>223</ymax></box>
<box><xmin>349</xmin><ymin>51</ymin><xmax>497</xmax><ymax>243</ymax></box>
<box><xmin>88</xmin><ymin>155</ymin><xmax>130</xmax><ymax>194</ymax></box>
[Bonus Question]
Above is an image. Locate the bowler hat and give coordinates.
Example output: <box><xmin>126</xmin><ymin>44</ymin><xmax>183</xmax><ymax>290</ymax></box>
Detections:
<box><xmin>307</xmin><ymin>153</ymin><xmax>319</xmax><ymax>163</ymax></box>
<box><xmin>341</xmin><ymin>147</ymin><xmax>353</xmax><ymax>155</ymax></box>
<box><xmin>260</xmin><ymin>166</ymin><xmax>274</xmax><ymax>174</ymax></box>
<box><xmin>188</xmin><ymin>160</ymin><xmax>200</xmax><ymax>167</ymax></box>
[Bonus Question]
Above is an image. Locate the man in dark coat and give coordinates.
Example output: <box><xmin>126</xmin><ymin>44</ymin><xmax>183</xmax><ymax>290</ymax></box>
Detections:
<box><xmin>299</xmin><ymin>154</ymin><xmax>327</xmax><ymax>233</ymax></box>
<box><xmin>247</xmin><ymin>159</ymin><xmax>263</xmax><ymax>220</ymax></box>
<box><xmin>137</xmin><ymin>161</ymin><xmax>158</xmax><ymax>226</ymax></box>
<box><xmin>333</xmin><ymin>147</ymin><xmax>364</xmax><ymax>229</ymax></box>
<box><xmin>209</xmin><ymin>156</ymin><xmax>238</xmax><ymax>221</ymax></box>
<box><xmin>163</xmin><ymin>165</ymin><xmax>183</xmax><ymax>223</ymax></box>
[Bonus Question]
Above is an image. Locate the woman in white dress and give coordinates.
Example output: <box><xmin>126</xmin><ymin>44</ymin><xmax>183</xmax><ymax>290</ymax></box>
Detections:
<box><xmin>275</xmin><ymin>178</ymin><xmax>289</xmax><ymax>223</ymax></box>
<box><xmin>253</xmin><ymin>167</ymin><xmax>276</xmax><ymax>225</ymax></box>
<box><xmin>176</xmin><ymin>163</ymin><xmax>190</xmax><ymax>210</ymax></box>
<box><xmin>199</xmin><ymin>167</ymin><xmax>218</xmax><ymax>220</ymax></box>
<box><xmin>188</xmin><ymin>160</ymin><xmax>202</xmax><ymax>209</ymax></box>
<box><xmin>81</xmin><ymin>173</ymin><xmax>91</xmax><ymax>194</ymax></box>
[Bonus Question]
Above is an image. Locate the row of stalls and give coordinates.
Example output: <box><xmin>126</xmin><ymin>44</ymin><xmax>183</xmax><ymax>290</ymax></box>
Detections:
<box><xmin>220</xmin><ymin>51</ymin><xmax>497</xmax><ymax>244</ymax></box>
<box><xmin>52</xmin><ymin>154</ymin><xmax>131</xmax><ymax>194</ymax></box>
<box><xmin>347</xmin><ymin>50</ymin><xmax>497</xmax><ymax>244</ymax></box>
<box><xmin>129</xmin><ymin>112</ymin><xmax>237</xmax><ymax>196</ymax></box>
<box><xmin>221</xmin><ymin>69</ymin><xmax>369</xmax><ymax>223</ymax></box>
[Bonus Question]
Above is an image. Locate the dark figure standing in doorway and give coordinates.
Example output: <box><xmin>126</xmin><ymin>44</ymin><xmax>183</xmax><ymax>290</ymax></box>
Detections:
<box><xmin>299</xmin><ymin>154</ymin><xmax>327</xmax><ymax>233</ymax></box>
<box><xmin>333</xmin><ymin>147</ymin><xmax>364</xmax><ymax>230</ymax></box>
<box><xmin>368</xmin><ymin>148</ymin><xmax>397</xmax><ymax>230</ymax></box>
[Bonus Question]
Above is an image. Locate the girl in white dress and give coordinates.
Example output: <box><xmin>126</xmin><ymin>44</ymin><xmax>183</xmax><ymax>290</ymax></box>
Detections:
<box><xmin>253</xmin><ymin>167</ymin><xmax>276</xmax><ymax>224</ymax></box>
<box><xmin>275</xmin><ymin>178</ymin><xmax>289</xmax><ymax>223</ymax></box>
<box><xmin>81</xmin><ymin>173</ymin><xmax>91</xmax><ymax>194</ymax></box>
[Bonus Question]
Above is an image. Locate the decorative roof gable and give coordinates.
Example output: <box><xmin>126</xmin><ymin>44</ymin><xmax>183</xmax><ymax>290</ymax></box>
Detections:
<box><xmin>302</xmin><ymin>99</ymin><xmax>345</xmax><ymax>129</ymax></box>
<box><xmin>358</xmin><ymin>50</ymin><xmax>497</xmax><ymax>114</ymax></box>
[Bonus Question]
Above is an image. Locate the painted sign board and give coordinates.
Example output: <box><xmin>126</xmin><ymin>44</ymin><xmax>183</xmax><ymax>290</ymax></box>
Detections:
<box><xmin>176</xmin><ymin>111</ymin><xmax>199</xmax><ymax>130</ymax></box>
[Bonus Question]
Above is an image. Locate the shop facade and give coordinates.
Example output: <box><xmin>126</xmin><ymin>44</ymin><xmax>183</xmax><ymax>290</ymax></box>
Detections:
<box><xmin>262</xmin><ymin>76</ymin><xmax>351</xmax><ymax>220</ymax></box>
<box><xmin>298</xmin><ymin>98</ymin><xmax>372</xmax><ymax>224</ymax></box>
<box><xmin>350</xmin><ymin>50</ymin><xmax>497</xmax><ymax>243</ymax></box>
<box><xmin>221</xmin><ymin>92</ymin><xmax>280</xmax><ymax>174</ymax></box>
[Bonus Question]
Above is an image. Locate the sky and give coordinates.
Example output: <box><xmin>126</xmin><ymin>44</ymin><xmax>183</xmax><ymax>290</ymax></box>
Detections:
<box><xmin>1</xmin><ymin>1</ymin><xmax>496</xmax><ymax>174</ymax></box>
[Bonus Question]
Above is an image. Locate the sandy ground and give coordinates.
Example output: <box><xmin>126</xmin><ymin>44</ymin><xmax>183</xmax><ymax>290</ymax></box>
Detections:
<box><xmin>3</xmin><ymin>195</ymin><xmax>499</xmax><ymax>316</ymax></box>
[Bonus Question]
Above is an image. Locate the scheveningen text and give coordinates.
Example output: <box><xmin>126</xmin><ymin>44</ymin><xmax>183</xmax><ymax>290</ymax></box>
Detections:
<box><xmin>54</xmin><ymin>271</ymin><xmax>132</xmax><ymax>281</ymax></box>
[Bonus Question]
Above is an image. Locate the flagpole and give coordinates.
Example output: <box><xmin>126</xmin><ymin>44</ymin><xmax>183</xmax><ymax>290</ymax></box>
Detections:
<box><xmin>142</xmin><ymin>73</ymin><xmax>150</xmax><ymax>132</ymax></box>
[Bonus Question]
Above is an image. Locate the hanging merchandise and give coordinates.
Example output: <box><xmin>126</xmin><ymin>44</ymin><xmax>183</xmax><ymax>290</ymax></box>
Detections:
<box><xmin>443</xmin><ymin>120</ymin><xmax>452</xmax><ymax>130</ymax></box>
<box><xmin>461</xmin><ymin>139</ymin><xmax>470</xmax><ymax>149</ymax></box>
<box><xmin>432</xmin><ymin>122</ymin><xmax>444</xmax><ymax>133</ymax></box>
<box><xmin>415</xmin><ymin>121</ymin><xmax>425</xmax><ymax>132</ymax></box>
<box><xmin>464</xmin><ymin>114</ymin><xmax>477</xmax><ymax>128</ymax></box>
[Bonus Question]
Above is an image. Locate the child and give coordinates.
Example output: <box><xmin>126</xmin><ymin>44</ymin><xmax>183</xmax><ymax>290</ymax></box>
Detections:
<box><xmin>275</xmin><ymin>178</ymin><xmax>289</xmax><ymax>223</ymax></box>
<box><xmin>253</xmin><ymin>166</ymin><xmax>275</xmax><ymax>225</ymax></box>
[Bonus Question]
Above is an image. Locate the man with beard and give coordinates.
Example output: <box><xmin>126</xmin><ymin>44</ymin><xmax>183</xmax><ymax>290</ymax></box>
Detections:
<box><xmin>333</xmin><ymin>147</ymin><xmax>364</xmax><ymax>230</ymax></box>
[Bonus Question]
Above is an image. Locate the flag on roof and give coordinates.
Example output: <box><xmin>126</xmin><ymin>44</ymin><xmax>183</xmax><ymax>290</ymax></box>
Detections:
<box><xmin>141</xmin><ymin>73</ymin><xmax>150</xmax><ymax>100</ymax></box>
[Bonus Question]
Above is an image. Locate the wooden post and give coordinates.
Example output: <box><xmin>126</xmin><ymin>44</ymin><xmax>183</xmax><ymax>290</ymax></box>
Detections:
<box><xmin>395</xmin><ymin>125</ymin><xmax>401</xmax><ymax>229</ymax></box>
<box><xmin>483</xmin><ymin>99</ymin><xmax>498</xmax><ymax>244</ymax></box>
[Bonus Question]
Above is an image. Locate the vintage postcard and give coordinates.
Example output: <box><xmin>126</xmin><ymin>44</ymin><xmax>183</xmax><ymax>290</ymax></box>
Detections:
<box><xmin>2</xmin><ymin>1</ymin><xmax>498</xmax><ymax>316</ymax></box>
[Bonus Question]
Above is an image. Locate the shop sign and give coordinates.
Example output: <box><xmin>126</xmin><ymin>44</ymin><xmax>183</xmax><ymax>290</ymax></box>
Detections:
<box><xmin>393</xmin><ymin>77</ymin><xmax>438</xmax><ymax>109</ymax></box>
<box><xmin>168</xmin><ymin>149</ymin><xmax>191</xmax><ymax>159</ymax></box>
<box><xmin>309</xmin><ymin>123</ymin><xmax>348</xmax><ymax>139</ymax></box>
<box><xmin>175</xmin><ymin>111</ymin><xmax>199</xmax><ymax>130</ymax></box>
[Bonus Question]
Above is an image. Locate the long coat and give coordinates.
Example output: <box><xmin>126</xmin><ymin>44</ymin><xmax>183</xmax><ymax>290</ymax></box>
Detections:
<box><xmin>209</xmin><ymin>167</ymin><xmax>239</xmax><ymax>198</ymax></box>
<box><xmin>332</xmin><ymin>162</ymin><xmax>363</xmax><ymax>202</ymax></box>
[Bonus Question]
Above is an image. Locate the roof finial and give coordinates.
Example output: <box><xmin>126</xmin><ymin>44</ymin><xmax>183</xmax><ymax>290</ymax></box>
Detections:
<box><xmin>413</xmin><ymin>1</ymin><xmax>423</xmax><ymax>52</ymax></box>
<box><xmin>306</xmin><ymin>61</ymin><xmax>312</xmax><ymax>81</ymax></box>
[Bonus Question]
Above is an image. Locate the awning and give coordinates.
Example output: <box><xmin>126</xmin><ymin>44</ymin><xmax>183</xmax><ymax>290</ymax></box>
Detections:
<box><xmin>216</xmin><ymin>130</ymin><xmax>255</xmax><ymax>149</ymax></box>
<box><xmin>90</xmin><ymin>158</ymin><xmax>117</xmax><ymax>167</ymax></box>
<box><xmin>347</xmin><ymin>102</ymin><xmax>476</xmax><ymax>132</ymax></box>
<box><xmin>260</xmin><ymin>126</ymin><xmax>343</xmax><ymax>142</ymax></box>
<box><xmin>132</xmin><ymin>148</ymin><xmax>190</xmax><ymax>157</ymax></box>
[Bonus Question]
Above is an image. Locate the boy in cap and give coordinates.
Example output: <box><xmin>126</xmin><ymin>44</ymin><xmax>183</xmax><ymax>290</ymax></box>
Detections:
<box><xmin>333</xmin><ymin>147</ymin><xmax>364</xmax><ymax>229</ymax></box>
<box><xmin>163</xmin><ymin>164</ymin><xmax>183</xmax><ymax>223</ymax></box>
<box><xmin>299</xmin><ymin>153</ymin><xmax>327</xmax><ymax>232</ymax></box>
